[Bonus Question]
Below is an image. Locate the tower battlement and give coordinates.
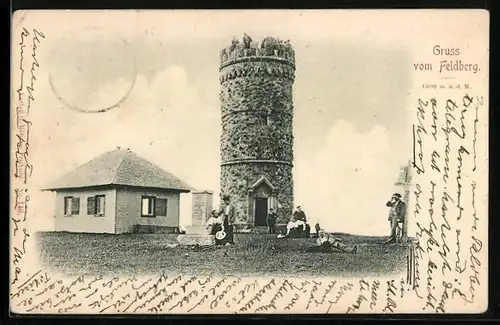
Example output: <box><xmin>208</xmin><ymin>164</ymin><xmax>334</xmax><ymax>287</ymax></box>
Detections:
<box><xmin>219</xmin><ymin>35</ymin><xmax>296</xmax><ymax>70</ymax></box>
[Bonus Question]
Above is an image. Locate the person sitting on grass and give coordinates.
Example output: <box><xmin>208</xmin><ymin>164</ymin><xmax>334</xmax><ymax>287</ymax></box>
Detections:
<box><xmin>287</xmin><ymin>219</ymin><xmax>304</xmax><ymax>236</ymax></box>
<box><xmin>306</xmin><ymin>229</ymin><xmax>358</xmax><ymax>253</ymax></box>
<box><xmin>311</xmin><ymin>229</ymin><xmax>334</xmax><ymax>252</ymax></box>
<box><xmin>277</xmin><ymin>219</ymin><xmax>300</xmax><ymax>238</ymax></box>
<box><xmin>206</xmin><ymin>209</ymin><xmax>227</xmax><ymax>246</ymax></box>
<box><xmin>281</xmin><ymin>213</ymin><xmax>306</xmax><ymax>238</ymax></box>
<box><xmin>206</xmin><ymin>210</ymin><xmax>223</xmax><ymax>235</ymax></box>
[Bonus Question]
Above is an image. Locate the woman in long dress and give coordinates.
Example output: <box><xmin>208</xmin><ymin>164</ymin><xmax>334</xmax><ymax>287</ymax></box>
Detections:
<box><xmin>206</xmin><ymin>210</ymin><xmax>225</xmax><ymax>245</ymax></box>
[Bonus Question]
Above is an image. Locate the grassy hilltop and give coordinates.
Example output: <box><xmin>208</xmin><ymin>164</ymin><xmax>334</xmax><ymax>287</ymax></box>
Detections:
<box><xmin>36</xmin><ymin>232</ymin><xmax>411</xmax><ymax>278</ymax></box>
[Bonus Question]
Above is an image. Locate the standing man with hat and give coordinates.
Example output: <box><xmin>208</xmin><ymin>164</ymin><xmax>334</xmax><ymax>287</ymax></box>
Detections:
<box><xmin>385</xmin><ymin>193</ymin><xmax>406</xmax><ymax>244</ymax></box>
<box><xmin>219</xmin><ymin>194</ymin><xmax>236</xmax><ymax>245</ymax></box>
<box><xmin>267</xmin><ymin>208</ymin><xmax>278</xmax><ymax>234</ymax></box>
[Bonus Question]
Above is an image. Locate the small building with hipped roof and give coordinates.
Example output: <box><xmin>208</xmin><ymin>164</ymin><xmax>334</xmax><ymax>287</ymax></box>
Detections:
<box><xmin>43</xmin><ymin>147</ymin><xmax>193</xmax><ymax>234</ymax></box>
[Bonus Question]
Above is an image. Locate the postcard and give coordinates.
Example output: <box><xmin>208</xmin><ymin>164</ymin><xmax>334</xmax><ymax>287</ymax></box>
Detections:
<box><xmin>10</xmin><ymin>9</ymin><xmax>489</xmax><ymax>314</ymax></box>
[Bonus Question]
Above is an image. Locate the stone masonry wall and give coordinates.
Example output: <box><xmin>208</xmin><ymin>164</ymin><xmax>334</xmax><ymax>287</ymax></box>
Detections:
<box><xmin>219</xmin><ymin>36</ymin><xmax>295</xmax><ymax>228</ymax></box>
<box><xmin>220</xmin><ymin>72</ymin><xmax>294</xmax><ymax>162</ymax></box>
<box><xmin>220</xmin><ymin>163</ymin><xmax>293</xmax><ymax>226</ymax></box>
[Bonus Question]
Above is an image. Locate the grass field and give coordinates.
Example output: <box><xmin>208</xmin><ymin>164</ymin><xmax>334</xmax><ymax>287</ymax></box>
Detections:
<box><xmin>36</xmin><ymin>231</ymin><xmax>412</xmax><ymax>278</ymax></box>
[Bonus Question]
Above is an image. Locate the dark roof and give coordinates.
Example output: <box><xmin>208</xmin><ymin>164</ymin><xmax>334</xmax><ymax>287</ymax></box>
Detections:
<box><xmin>43</xmin><ymin>148</ymin><xmax>193</xmax><ymax>192</ymax></box>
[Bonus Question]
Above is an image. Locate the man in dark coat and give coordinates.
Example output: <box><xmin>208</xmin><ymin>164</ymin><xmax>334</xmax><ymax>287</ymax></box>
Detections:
<box><xmin>267</xmin><ymin>208</ymin><xmax>278</xmax><ymax>234</ymax></box>
<box><xmin>385</xmin><ymin>193</ymin><xmax>406</xmax><ymax>244</ymax></box>
<box><xmin>219</xmin><ymin>195</ymin><xmax>236</xmax><ymax>245</ymax></box>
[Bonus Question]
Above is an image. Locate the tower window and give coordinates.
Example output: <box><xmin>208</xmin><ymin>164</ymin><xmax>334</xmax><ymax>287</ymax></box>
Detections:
<box><xmin>265</xmin><ymin>108</ymin><xmax>272</xmax><ymax>126</ymax></box>
<box><xmin>257</xmin><ymin>112</ymin><xmax>267</xmax><ymax>126</ymax></box>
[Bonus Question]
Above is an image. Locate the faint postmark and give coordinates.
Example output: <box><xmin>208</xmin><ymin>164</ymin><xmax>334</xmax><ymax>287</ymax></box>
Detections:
<box><xmin>48</xmin><ymin>26</ymin><xmax>137</xmax><ymax>113</ymax></box>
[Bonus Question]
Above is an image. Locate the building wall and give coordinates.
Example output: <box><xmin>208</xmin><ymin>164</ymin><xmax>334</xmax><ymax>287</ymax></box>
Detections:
<box><xmin>115</xmin><ymin>188</ymin><xmax>181</xmax><ymax>234</ymax></box>
<box><xmin>54</xmin><ymin>189</ymin><xmax>116</xmax><ymax>233</ymax></box>
<box><xmin>219</xmin><ymin>36</ymin><xmax>296</xmax><ymax>227</ymax></box>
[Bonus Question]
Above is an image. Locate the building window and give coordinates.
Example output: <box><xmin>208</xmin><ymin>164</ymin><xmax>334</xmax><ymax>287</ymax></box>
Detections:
<box><xmin>141</xmin><ymin>196</ymin><xmax>155</xmax><ymax>217</ymax></box>
<box><xmin>64</xmin><ymin>196</ymin><xmax>80</xmax><ymax>216</ymax></box>
<box><xmin>155</xmin><ymin>198</ymin><xmax>168</xmax><ymax>217</ymax></box>
<box><xmin>87</xmin><ymin>195</ymin><xmax>105</xmax><ymax>216</ymax></box>
<box><xmin>96</xmin><ymin>195</ymin><xmax>105</xmax><ymax>215</ymax></box>
<box><xmin>64</xmin><ymin>197</ymin><xmax>72</xmax><ymax>215</ymax></box>
<box><xmin>141</xmin><ymin>196</ymin><xmax>168</xmax><ymax>217</ymax></box>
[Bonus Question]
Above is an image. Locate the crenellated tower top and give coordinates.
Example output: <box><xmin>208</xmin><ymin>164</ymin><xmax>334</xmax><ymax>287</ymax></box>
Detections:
<box><xmin>219</xmin><ymin>34</ymin><xmax>296</xmax><ymax>70</ymax></box>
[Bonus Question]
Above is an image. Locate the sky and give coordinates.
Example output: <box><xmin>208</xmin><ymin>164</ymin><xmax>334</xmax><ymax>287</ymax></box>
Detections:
<box><xmin>14</xmin><ymin>10</ymin><xmax>486</xmax><ymax>235</ymax></box>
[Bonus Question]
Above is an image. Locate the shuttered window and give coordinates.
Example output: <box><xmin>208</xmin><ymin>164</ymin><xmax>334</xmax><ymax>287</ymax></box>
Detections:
<box><xmin>141</xmin><ymin>196</ymin><xmax>168</xmax><ymax>217</ymax></box>
<box><xmin>71</xmin><ymin>198</ymin><xmax>80</xmax><ymax>215</ymax></box>
<box><xmin>96</xmin><ymin>195</ymin><xmax>105</xmax><ymax>215</ymax></box>
<box><xmin>64</xmin><ymin>196</ymin><xmax>80</xmax><ymax>216</ymax></box>
<box><xmin>64</xmin><ymin>197</ymin><xmax>72</xmax><ymax>215</ymax></box>
<box><xmin>87</xmin><ymin>197</ymin><xmax>96</xmax><ymax>215</ymax></box>
<box><xmin>141</xmin><ymin>196</ymin><xmax>155</xmax><ymax>217</ymax></box>
<box><xmin>155</xmin><ymin>199</ymin><xmax>168</xmax><ymax>217</ymax></box>
<box><xmin>87</xmin><ymin>195</ymin><xmax>106</xmax><ymax>216</ymax></box>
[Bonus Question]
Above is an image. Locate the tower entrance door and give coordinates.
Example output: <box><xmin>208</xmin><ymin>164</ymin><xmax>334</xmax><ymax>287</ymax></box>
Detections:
<box><xmin>254</xmin><ymin>198</ymin><xmax>268</xmax><ymax>227</ymax></box>
<box><xmin>248</xmin><ymin>176</ymin><xmax>275</xmax><ymax>227</ymax></box>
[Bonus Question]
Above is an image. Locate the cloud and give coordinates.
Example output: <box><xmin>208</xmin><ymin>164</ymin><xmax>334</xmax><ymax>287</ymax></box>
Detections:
<box><xmin>31</xmin><ymin>64</ymin><xmax>221</xmax><ymax>230</ymax></box>
<box><xmin>30</xmin><ymin>66</ymin><xmax>409</xmax><ymax>234</ymax></box>
<box><xmin>294</xmin><ymin>119</ymin><xmax>407</xmax><ymax>236</ymax></box>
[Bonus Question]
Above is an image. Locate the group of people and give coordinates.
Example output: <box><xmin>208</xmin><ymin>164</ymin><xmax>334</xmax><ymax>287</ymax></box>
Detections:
<box><xmin>266</xmin><ymin>205</ymin><xmax>306</xmax><ymax>236</ymax></box>
<box><xmin>203</xmin><ymin>197</ymin><xmax>357</xmax><ymax>253</ymax></box>
<box><xmin>285</xmin><ymin>207</ymin><xmax>357</xmax><ymax>253</ymax></box>
<box><xmin>205</xmin><ymin>195</ymin><xmax>235</xmax><ymax>246</ymax></box>
<box><xmin>276</xmin><ymin>206</ymin><xmax>309</xmax><ymax>238</ymax></box>
<box><xmin>202</xmin><ymin>191</ymin><xmax>406</xmax><ymax>251</ymax></box>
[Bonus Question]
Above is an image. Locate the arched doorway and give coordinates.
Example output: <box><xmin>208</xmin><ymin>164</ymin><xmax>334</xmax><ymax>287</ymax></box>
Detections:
<box><xmin>248</xmin><ymin>177</ymin><xmax>275</xmax><ymax>227</ymax></box>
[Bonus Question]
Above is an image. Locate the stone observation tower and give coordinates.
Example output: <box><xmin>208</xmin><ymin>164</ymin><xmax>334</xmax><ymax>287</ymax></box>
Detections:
<box><xmin>219</xmin><ymin>34</ymin><xmax>296</xmax><ymax>229</ymax></box>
